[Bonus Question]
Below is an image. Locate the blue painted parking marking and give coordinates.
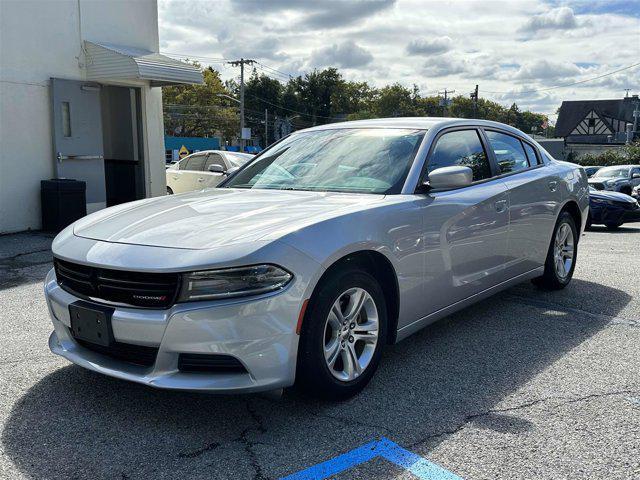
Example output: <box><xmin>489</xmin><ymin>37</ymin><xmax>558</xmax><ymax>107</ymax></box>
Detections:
<box><xmin>281</xmin><ymin>437</ymin><xmax>462</xmax><ymax>480</ymax></box>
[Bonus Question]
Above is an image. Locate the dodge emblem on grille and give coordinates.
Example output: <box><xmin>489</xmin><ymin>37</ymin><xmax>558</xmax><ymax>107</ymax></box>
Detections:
<box><xmin>132</xmin><ymin>294</ymin><xmax>167</xmax><ymax>301</ymax></box>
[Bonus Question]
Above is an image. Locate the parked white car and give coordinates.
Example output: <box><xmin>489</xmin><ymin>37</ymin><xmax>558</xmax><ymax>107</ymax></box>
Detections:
<box><xmin>166</xmin><ymin>150</ymin><xmax>253</xmax><ymax>194</ymax></box>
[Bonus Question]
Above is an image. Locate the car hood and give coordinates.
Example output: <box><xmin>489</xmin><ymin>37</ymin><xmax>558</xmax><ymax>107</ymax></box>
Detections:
<box><xmin>589</xmin><ymin>189</ymin><xmax>636</xmax><ymax>203</ymax></box>
<box><xmin>73</xmin><ymin>188</ymin><xmax>385</xmax><ymax>250</ymax></box>
<box><xmin>588</xmin><ymin>176</ymin><xmax>624</xmax><ymax>183</ymax></box>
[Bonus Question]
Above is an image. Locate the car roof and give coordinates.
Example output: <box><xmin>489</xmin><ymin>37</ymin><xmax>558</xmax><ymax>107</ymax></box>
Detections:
<box><xmin>297</xmin><ymin>117</ymin><xmax>529</xmax><ymax>137</ymax></box>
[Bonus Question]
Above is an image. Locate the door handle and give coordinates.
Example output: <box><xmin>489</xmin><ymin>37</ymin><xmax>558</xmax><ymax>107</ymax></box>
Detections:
<box><xmin>494</xmin><ymin>199</ymin><xmax>508</xmax><ymax>213</ymax></box>
<box><xmin>548</xmin><ymin>181</ymin><xmax>558</xmax><ymax>192</ymax></box>
<box><xmin>197</xmin><ymin>178</ymin><xmax>205</xmax><ymax>183</ymax></box>
<box><xmin>172</xmin><ymin>176</ymin><xmax>179</xmax><ymax>180</ymax></box>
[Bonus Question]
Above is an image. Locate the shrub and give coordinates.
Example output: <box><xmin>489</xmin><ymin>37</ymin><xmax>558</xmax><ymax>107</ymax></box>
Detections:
<box><xmin>573</xmin><ymin>141</ymin><xmax>640</xmax><ymax>166</ymax></box>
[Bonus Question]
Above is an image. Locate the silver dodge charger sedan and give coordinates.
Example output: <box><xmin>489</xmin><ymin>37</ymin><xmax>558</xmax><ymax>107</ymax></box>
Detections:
<box><xmin>45</xmin><ymin>118</ymin><xmax>589</xmax><ymax>399</ymax></box>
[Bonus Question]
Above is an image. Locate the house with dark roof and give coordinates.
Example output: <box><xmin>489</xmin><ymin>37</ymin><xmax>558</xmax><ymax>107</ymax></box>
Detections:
<box><xmin>555</xmin><ymin>96</ymin><xmax>639</xmax><ymax>147</ymax></box>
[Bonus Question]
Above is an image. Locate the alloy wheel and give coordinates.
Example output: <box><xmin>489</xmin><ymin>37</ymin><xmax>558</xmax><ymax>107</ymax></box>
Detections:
<box><xmin>323</xmin><ymin>287</ymin><xmax>379</xmax><ymax>382</ymax></box>
<box><xmin>553</xmin><ymin>222</ymin><xmax>574</xmax><ymax>279</ymax></box>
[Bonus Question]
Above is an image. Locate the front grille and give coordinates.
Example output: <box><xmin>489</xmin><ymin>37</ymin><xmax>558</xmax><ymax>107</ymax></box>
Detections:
<box><xmin>591</xmin><ymin>182</ymin><xmax>605</xmax><ymax>190</ymax></box>
<box><xmin>178</xmin><ymin>353</ymin><xmax>247</xmax><ymax>374</ymax></box>
<box><xmin>54</xmin><ymin>259</ymin><xmax>180</xmax><ymax>308</ymax></box>
<box><xmin>75</xmin><ymin>338</ymin><xmax>159</xmax><ymax>367</ymax></box>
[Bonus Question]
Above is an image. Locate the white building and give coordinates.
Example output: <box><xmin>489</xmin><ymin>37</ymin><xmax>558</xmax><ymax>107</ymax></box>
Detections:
<box><xmin>0</xmin><ymin>0</ymin><xmax>202</xmax><ymax>233</ymax></box>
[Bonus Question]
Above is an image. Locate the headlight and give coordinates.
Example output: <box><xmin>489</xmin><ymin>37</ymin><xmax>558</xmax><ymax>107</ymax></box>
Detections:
<box><xmin>605</xmin><ymin>180</ymin><xmax>616</xmax><ymax>186</ymax></box>
<box><xmin>178</xmin><ymin>264</ymin><xmax>292</xmax><ymax>302</ymax></box>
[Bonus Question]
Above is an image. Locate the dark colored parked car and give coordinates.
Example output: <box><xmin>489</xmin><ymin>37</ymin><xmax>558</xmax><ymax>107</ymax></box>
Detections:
<box><xmin>588</xmin><ymin>165</ymin><xmax>640</xmax><ymax>195</ymax></box>
<box><xmin>587</xmin><ymin>186</ymin><xmax>640</xmax><ymax>230</ymax></box>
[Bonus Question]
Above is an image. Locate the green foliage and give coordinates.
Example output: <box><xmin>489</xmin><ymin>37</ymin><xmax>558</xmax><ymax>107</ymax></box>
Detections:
<box><xmin>572</xmin><ymin>142</ymin><xmax>640</xmax><ymax>166</ymax></box>
<box><xmin>163</xmin><ymin>63</ymin><xmax>553</xmax><ymax>143</ymax></box>
<box><xmin>162</xmin><ymin>64</ymin><xmax>238</xmax><ymax>140</ymax></box>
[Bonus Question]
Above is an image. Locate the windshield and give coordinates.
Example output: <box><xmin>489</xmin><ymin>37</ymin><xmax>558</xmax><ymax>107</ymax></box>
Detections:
<box><xmin>593</xmin><ymin>166</ymin><xmax>629</xmax><ymax>178</ymax></box>
<box><xmin>224</xmin><ymin>128</ymin><xmax>425</xmax><ymax>194</ymax></box>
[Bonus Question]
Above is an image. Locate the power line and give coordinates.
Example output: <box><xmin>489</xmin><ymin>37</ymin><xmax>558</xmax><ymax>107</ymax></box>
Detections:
<box><xmin>162</xmin><ymin>51</ymin><xmax>228</xmax><ymax>63</ymax></box>
<box><xmin>483</xmin><ymin>62</ymin><xmax>640</xmax><ymax>95</ymax></box>
<box><xmin>253</xmin><ymin>61</ymin><xmax>294</xmax><ymax>79</ymax></box>
<box><xmin>246</xmin><ymin>93</ymin><xmax>345</xmax><ymax>121</ymax></box>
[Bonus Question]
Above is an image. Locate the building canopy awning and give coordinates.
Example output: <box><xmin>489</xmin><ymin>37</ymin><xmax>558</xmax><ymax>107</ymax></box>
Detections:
<box><xmin>84</xmin><ymin>41</ymin><xmax>203</xmax><ymax>86</ymax></box>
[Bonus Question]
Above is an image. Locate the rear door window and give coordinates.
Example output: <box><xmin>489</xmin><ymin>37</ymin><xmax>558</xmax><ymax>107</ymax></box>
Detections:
<box><xmin>522</xmin><ymin>142</ymin><xmax>540</xmax><ymax>165</ymax></box>
<box><xmin>485</xmin><ymin>131</ymin><xmax>530</xmax><ymax>174</ymax></box>
<box><xmin>427</xmin><ymin>129</ymin><xmax>492</xmax><ymax>182</ymax></box>
<box><xmin>183</xmin><ymin>154</ymin><xmax>206</xmax><ymax>172</ymax></box>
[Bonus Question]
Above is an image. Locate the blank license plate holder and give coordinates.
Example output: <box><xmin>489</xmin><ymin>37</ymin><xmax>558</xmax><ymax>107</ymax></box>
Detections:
<box><xmin>69</xmin><ymin>301</ymin><xmax>115</xmax><ymax>347</ymax></box>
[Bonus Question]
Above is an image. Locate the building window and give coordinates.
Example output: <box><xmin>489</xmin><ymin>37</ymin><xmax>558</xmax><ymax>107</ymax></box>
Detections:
<box><xmin>588</xmin><ymin>118</ymin><xmax>595</xmax><ymax>128</ymax></box>
<box><xmin>61</xmin><ymin>102</ymin><xmax>71</xmax><ymax>137</ymax></box>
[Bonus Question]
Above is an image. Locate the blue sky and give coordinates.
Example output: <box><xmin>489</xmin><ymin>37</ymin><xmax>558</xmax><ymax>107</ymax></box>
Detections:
<box><xmin>159</xmin><ymin>0</ymin><xmax>640</xmax><ymax>121</ymax></box>
<box><xmin>550</xmin><ymin>0</ymin><xmax>640</xmax><ymax>17</ymax></box>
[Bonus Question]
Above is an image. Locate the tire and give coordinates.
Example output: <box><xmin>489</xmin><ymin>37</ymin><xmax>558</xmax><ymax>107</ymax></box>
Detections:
<box><xmin>296</xmin><ymin>267</ymin><xmax>387</xmax><ymax>400</ymax></box>
<box><xmin>533</xmin><ymin>211</ymin><xmax>578</xmax><ymax>290</ymax></box>
<box><xmin>605</xmin><ymin>222</ymin><xmax>622</xmax><ymax>230</ymax></box>
<box><xmin>166</xmin><ymin>187</ymin><xmax>174</xmax><ymax>195</ymax></box>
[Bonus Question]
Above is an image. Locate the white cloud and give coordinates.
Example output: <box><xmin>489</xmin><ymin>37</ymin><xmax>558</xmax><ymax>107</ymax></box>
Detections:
<box><xmin>512</xmin><ymin>60</ymin><xmax>583</xmax><ymax>81</ymax></box>
<box><xmin>309</xmin><ymin>40</ymin><xmax>374</xmax><ymax>69</ymax></box>
<box><xmin>406</xmin><ymin>37</ymin><xmax>453</xmax><ymax>56</ymax></box>
<box><xmin>157</xmin><ymin>0</ymin><xmax>640</xmax><ymax>117</ymax></box>
<box><xmin>519</xmin><ymin>7</ymin><xmax>579</xmax><ymax>33</ymax></box>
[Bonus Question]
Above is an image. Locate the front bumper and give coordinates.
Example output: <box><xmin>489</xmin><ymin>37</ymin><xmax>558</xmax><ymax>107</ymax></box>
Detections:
<box><xmin>45</xmin><ymin>268</ymin><xmax>303</xmax><ymax>393</ymax></box>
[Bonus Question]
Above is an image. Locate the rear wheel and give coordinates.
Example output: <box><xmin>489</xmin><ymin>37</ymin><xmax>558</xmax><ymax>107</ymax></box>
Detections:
<box><xmin>166</xmin><ymin>187</ymin><xmax>174</xmax><ymax>195</ymax></box>
<box><xmin>533</xmin><ymin>211</ymin><xmax>577</xmax><ymax>290</ymax></box>
<box><xmin>296</xmin><ymin>267</ymin><xmax>387</xmax><ymax>400</ymax></box>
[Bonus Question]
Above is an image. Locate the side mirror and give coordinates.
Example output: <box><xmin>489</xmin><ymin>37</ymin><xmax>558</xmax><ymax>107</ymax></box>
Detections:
<box><xmin>632</xmin><ymin>173</ymin><xmax>640</xmax><ymax>179</ymax></box>
<box><xmin>423</xmin><ymin>166</ymin><xmax>473</xmax><ymax>190</ymax></box>
<box><xmin>208</xmin><ymin>164</ymin><xmax>226</xmax><ymax>174</ymax></box>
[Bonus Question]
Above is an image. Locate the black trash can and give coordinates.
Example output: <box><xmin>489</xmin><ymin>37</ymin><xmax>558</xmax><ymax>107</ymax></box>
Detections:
<box><xmin>41</xmin><ymin>179</ymin><xmax>87</xmax><ymax>232</ymax></box>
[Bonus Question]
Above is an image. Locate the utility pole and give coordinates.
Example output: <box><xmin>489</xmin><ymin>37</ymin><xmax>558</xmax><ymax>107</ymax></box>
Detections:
<box><xmin>227</xmin><ymin>58</ymin><xmax>255</xmax><ymax>150</ymax></box>
<box><xmin>438</xmin><ymin>89</ymin><xmax>455</xmax><ymax>116</ymax></box>
<box><xmin>470</xmin><ymin>84</ymin><xmax>479</xmax><ymax>118</ymax></box>
<box><xmin>264</xmin><ymin>108</ymin><xmax>268</xmax><ymax>147</ymax></box>
<box><xmin>632</xmin><ymin>97</ymin><xmax>639</xmax><ymax>143</ymax></box>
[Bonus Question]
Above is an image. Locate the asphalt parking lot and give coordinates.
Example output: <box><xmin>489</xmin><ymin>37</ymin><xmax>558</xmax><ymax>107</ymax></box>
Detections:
<box><xmin>0</xmin><ymin>226</ymin><xmax>638</xmax><ymax>479</ymax></box>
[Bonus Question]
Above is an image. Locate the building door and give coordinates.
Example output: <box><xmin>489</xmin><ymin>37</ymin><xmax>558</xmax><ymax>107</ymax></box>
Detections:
<box><xmin>51</xmin><ymin>78</ymin><xmax>106</xmax><ymax>213</ymax></box>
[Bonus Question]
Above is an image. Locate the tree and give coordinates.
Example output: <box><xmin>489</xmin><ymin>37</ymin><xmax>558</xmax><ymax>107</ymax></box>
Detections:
<box><xmin>163</xmin><ymin>65</ymin><xmax>238</xmax><ymax>140</ymax></box>
<box><xmin>162</xmin><ymin>63</ymin><xmax>557</xmax><ymax>145</ymax></box>
<box><xmin>372</xmin><ymin>83</ymin><xmax>416</xmax><ymax>117</ymax></box>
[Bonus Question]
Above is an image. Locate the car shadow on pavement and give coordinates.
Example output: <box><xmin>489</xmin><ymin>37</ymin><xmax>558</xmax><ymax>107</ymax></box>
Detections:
<box><xmin>1</xmin><ymin>279</ymin><xmax>632</xmax><ymax>479</ymax></box>
<box><xmin>586</xmin><ymin>225</ymin><xmax>640</xmax><ymax>234</ymax></box>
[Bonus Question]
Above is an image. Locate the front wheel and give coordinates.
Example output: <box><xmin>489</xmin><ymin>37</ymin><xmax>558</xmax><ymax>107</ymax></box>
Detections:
<box><xmin>296</xmin><ymin>267</ymin><xmax>387</xmax><ymax>400</ymax></box>
<box><xmin>533</xmin><ymin>211</ymin><xmax>578</xmax><ymax>290</ymax></box>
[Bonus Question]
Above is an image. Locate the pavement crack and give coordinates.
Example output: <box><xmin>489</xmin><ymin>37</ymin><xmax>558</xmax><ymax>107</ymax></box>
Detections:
<box><xmin>177</xmin><ymin>441</ymin><xmax>220</xmax><ymax>459</ymax></box>
<box><xmin>0</xmin><ymin>248</ymin><xmax>51</xmax><ymax>263</ymax></box>
<box><xmin>411</xmin><ymin>388</ymin><xmax>638</xmax><ymax>448</ymax></box>
<box><xmin>235</xmin><ymin>399</ymin><xmax>269</xmax><ymax>480</ymax></box>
